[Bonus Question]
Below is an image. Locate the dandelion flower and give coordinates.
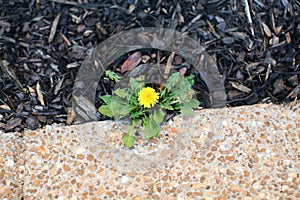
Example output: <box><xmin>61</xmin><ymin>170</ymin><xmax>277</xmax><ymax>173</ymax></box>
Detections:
<box><xmin>138</xmin><ymin>87</ymin><xmax>159</xmax><ymax>108</ymax></box>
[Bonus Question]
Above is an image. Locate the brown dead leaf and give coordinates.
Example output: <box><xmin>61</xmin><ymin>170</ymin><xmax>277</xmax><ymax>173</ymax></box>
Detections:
<box><xmin>121</xmin><ymin>52</ymin><xmax>142</xmax><ymax>73</ymax></box>
<box><xmin>36</xmin><ymin>82</ymin><xmax>45</xmax><ymax>106</ymax></box>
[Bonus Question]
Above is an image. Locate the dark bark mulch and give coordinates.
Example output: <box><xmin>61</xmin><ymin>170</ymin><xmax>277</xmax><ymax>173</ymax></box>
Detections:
<box><xmin>0</xmin><ymin>0</ymin><xmax>299</xmax><ymax>132</ymax></box>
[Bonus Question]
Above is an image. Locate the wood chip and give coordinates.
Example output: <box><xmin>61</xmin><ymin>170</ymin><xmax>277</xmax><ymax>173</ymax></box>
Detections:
<box><xmin>67</xmin><ymin>107</ymin><xmax>75</xmax><ymax>125</ymax></box>
<box><xmin>48</xmin><ymin>13</ymin><xmax>61</xmax><ymax>43</ymax></box>
<box><xmin>60</xmin><ymin>32</ymin><xmax>71</xmax><ymax>46</ymax></box>
<box><xmin>285</xmin><ymin>32</ymin><xmax>291</xmax><ymax>43</ymax></box>
<box><xmin>286</xmin><ymin>84</ymin><xmax>300</xmax><ymax>99</ymax></box>
<box><xmin>243</xmin><ymin>0</ymin><xmax>254</xmax><ymax>36</ymax></box>
<box><xmin>50</xmin><ymin>0</ymin><xmax>78</xmax><ymax>6</ymax></box>
<box><xmin>274</xmin><ymin>25</ymin><xmax>283</xmax><ymax>35</ymax></box>
<box><xmin>128</xmin><ymin>5</ymin><xmax>136</xmax><ymax>13</ymax></box>
<box><xmin>141</xmin><ymin>55</ymin><xmax>150</xmax><ymax>63</ymax></box>
<box><xmin>66</xmin><ymin>62</ymin><xmax>79</xmax><ymax>69</ymax></box>
<box><xmin>54</xmin><ymin>77</ymin><xmax>64</xmax><ymax>95</ymax></box>
<box><xmin>230</xmin><ymin>81</ymin><xmax>252</xmax><ymax>93</ymax></box>
<box><xmin>27</xmin><ymin>86</ymin><xmax>36</xmax><ymax>97</ymax></box>
<box><xmin>5</xmin><ymin>118</ymin><xmax>22</xmax><ymax>131</ymax></box>
<box><xmin>246</xmin><ymin>62</ymin><xmax>261</xmax><ymax>70</ymax></box>
<box><xmin>36</xmin><ymin>82</ymin><xmax>45</xmax><ymax>106</ymax></box>
<box><xmin>164</xmin><ymin>52</ymin><xmax>175</xmax><ymax>79</ymax></box>
<box><xmin>0</xmin><ymin>104</ymin><xmax>11</xmax><ymax>111</ymax></box>
<box><xmin>262</xmin><ymin>22</ymin><xmax>272</xmax><ymax>37</ymax></box>
<box><xmin>0</xmin><ymin>60</ymin><xmax>23</xmax><ymax>89</ymax></box>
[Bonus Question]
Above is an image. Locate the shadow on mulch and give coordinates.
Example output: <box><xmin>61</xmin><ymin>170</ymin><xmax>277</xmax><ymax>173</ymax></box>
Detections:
<box><xmin>0</xmin><ymin>0</ymin><xmax>299</xmax><ymax>132</ymax></box>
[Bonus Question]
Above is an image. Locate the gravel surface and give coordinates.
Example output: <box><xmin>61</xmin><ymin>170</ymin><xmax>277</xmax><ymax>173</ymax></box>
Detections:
<box><xmin>0</xmin><ymin>102</ymin><xmax>299</xmax><ymax>199</ymax></box>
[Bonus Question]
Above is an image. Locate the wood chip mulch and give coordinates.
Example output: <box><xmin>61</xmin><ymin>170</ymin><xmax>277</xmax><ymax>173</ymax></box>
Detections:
<box><xmin>0</xmin><ymin>0</ymin><xmax>299</xmax><ymax>132</ymax></box>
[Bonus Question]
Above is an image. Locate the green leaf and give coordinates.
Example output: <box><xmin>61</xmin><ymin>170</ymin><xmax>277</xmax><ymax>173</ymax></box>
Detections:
<box><xmin>129</xmin><ymin>93</ymin><xmax>140</xmax><ymax>105</ymax></box>
<box><xmin>99</xmin><ymin>95</ymin><xmax>130</xmax><ymax>119</ymax></box>
<box><xmin>185</xmin><ymin>74</ymin><xmax>195</xmax><ymax>86</ymax></box>
<box><xmin>124</xmin><ymin>124</ymin><xmax>136</xmax><ymax>147</ymax></box>
<box><xmin>130</xmin><ymin>109</ymin><xmax>145</xmax><ymax>119</ymax></box>
<box><xmin>186</xmin><ymin>99</ymin><xmax>200</xmax><ymax>108</ymax></box>
<box><xmin>165</xmin><ymin>72</ymin><xmax>181</xmax><ymax>89</ymax></box>
<box><xmin>105</xmin><ymin>70</ymin><xmax>120</xmax><ymax>82</ymax></box>
<box><xmin>110</xmin><ymin>100</ymin><xmax>129</xmax><ymax>117</ymax></box>
<box><xmin>180</xmin><ymin>104</ymin><xmax>195</xmax><ymax>116</ymax></box>
<box><xmin>127</xmin><ymin>125</ymin><xmax>136</xmax><ymax>136</ymax></box>
<box><xmin>100</xmin><ymin>95</ymin><xmax>112</xmax><ymax>104</ymax></box>
<box><xmin>130</xmin><ymin>77</ymin><xmax>144</xmax><ymax>91</ymax></box>
<box><xmin>114</xmin><ymin>88</ymin><xmax>130</xmax><ymax>98</ymax></box>
<box><xmin>159</xmin><ymin>103</ymin><xmax>174</xmax><ymax>110</ymax></box>
<box><xmin>142</xmin><ymin>115</ymin><xmax>150</xmax><ymax>126</ymax></box>
<box><xmin>143</xmin><ymin>116</ymin><xmax>161</xmax><ymax>139</ymax></box>
<box><xmin>153</xmin><ymin>108</ymin><xmax>165</xmax><ymax>124</ymax></box>
<box><xmin>123</xmin><ymin>133</ymin><xmax>136</xmax><ymax>148</ymax></box>
<box><xmin>98</xmin><ymin>105</ymin><xmax>113</xmax><ymax>117</ymax></box>
<box><xmin>163</xmin><ymin>72</ymin><xmax>197</xmax><ymax>107</ymax></box>
<box><xmin>174</xmin><ymin>103</ymin><xmax>181</xmax><ymax>110</ymax></box>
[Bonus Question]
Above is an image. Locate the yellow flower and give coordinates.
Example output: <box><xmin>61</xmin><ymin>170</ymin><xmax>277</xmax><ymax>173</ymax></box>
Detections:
<box><xmin>138</xmin><ymin>87</ymin><xmax>159</xmax><ymax>108</ymax></box>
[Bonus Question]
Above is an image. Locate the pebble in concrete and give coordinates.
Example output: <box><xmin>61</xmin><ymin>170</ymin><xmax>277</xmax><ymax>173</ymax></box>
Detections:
<box><xmin>0</xmin><ymin>103</ymin><xmax>299</xmax><ymax>199</ymax></box>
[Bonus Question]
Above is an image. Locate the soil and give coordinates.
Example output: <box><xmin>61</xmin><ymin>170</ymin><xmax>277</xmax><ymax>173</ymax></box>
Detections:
<box><xmin>0</xmin><ymin>0</ymin><xmax>299</xmax><ymax>132</ymax></box>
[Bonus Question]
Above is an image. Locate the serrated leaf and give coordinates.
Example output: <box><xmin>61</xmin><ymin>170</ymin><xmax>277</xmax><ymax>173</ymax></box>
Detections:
<box><xmin>98</xmin><ymin>105</ymin><xmax>113</xmax><ymax>117</ymax></box>
<box><xmin>153</xmin><ymin>108</ymin><xmax>165</xmax><ymax>124</ymax></box>
<box><xmin>180</xmin><ymin>104</ymin><xmax>194</xmax><ymax>116</ymax></box>
<box><xmin>105</xmin><ymin>70</ymin><xmax>120</xmax><ymax>82</ymax></box>
<box><xmin>165</xmin><ymin>72</ymin><xmax>181</xmax><ymax>89</ymax></box>
<box><xmin>185</xmin><ymin>74</ymin><xmax>195</xmax><ymax>85</ymax></box>
<box><xmin>123</xmin><ymin>133</ymin><xmax>136</xmax><ymax>148</ymax></box>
